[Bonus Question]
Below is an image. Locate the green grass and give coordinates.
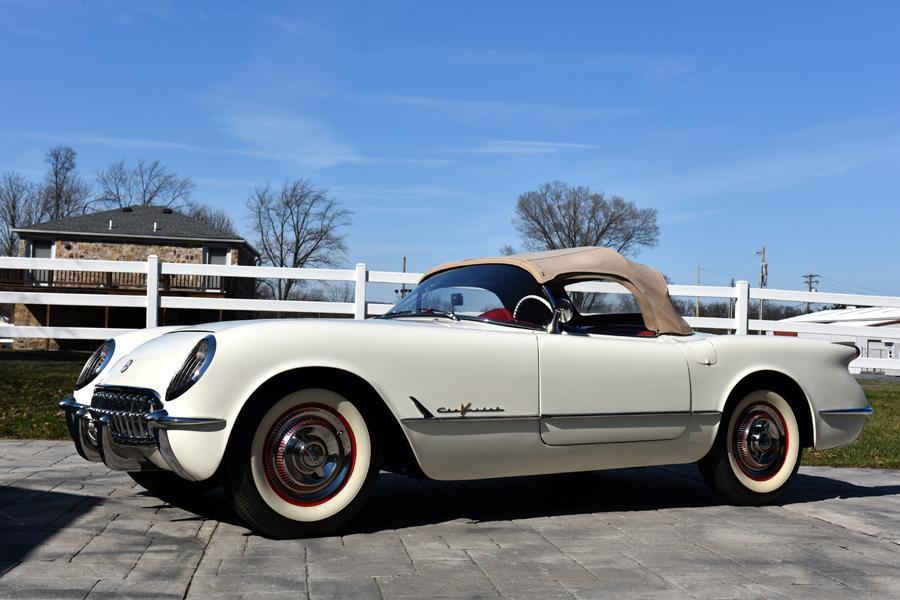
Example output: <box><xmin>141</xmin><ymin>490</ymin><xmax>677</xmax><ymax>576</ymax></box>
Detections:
<box><xmin>1</xmin><ymin>351</ymin><xmax>898</xmax><ymax>469</ymax></box>
<box><xmin>804</xmin><ymin>378</ymin><xmax>900</xmax><ymax>469</ymax></box>
<box><xmin>0</xmin><ymin>351</ymin><xmax>84</xmax><ymax>440</ymax></box>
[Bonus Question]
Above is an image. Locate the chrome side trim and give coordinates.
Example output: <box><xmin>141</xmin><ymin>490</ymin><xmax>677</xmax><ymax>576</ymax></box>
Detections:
<box><xmin>541</xmin><ymin>410</ymin><xmax>722</xmax><ymax>419</ymax></box>
<box><xmin>401</xmin><ymin>415</ymin><xmax>538</xmax><ymax>423</ymax></box>
<box><xmin>145</xmin><ymin>410</ymin><xmax>226</xmax><ymax>431</ymax></box>
<box><xmin>401</xmin><ymin>410</ymin><xmax>722</xmax><ymax>424</ymax></box>
<box><xmin>819</xmin><ymin>405</ymin><xmax>874</xmax><ymax>416</ymax></box>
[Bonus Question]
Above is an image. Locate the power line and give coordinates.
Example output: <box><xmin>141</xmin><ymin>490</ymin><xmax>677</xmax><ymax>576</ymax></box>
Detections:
<box><xmin>818</xmin><ymin>276</ymin><xmax>897</xmax><ymax>296</ymax></box>
<box><xmin>802</xmin><ymin>273</ymin><xmax>820</xmax><ymax>313</ymax></box>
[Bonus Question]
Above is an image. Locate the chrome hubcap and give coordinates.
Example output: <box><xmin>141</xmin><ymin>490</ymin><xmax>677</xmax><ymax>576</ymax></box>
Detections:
<box><xmin>734</xmin><ymin>403</ymin><xmax>787</xmax><ymax>480</ymax></box>
<box><xmin>263</xmin><ymin>406</ymin><xmax>354</xmax><ymax>504</ymax></box>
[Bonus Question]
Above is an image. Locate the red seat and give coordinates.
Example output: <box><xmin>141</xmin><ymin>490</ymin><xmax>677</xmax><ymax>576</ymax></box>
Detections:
<box><xmin>479</xmin><ymin>308</ymin><xmax>515</xmax><ymax>322</ymax></box>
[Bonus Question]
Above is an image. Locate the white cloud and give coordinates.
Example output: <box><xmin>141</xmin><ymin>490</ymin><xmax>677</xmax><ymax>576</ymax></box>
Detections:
<box><xmin>220</xmin><ymin>108</ymin><xmax>363</xmax><ymax>169</ymax></box>
<box><xmin>3</xmin><ymin>130</ymin><xmax>200</xmax><ymax>152</ymax></box>
<box><xmin>615</xmin><ymin>137</ymin><xmax>900</xmax><ymax>205</ymax></box>
<box><xmin>219</xmin><ymin>107</ymin><xmax>454</xmax><ymax>169</ymax></box>
<box><xmin>455</xmin><ymin>140</ymin><xmax>599</xmax><ymax>155</ymax></box>
<box><xmin>361</xmin><ymin>94</ymin><xmax>640</xmax><ymax>124</ymax></box>
<box><xmin>270</xmin><ymin>16</ymin><xmax>314</xmax><ymax>37</ymax></box>
<box><xmin>442</xmin><ymin>48</ymin><xmax>702</xmax><ymax>85</ymax></box>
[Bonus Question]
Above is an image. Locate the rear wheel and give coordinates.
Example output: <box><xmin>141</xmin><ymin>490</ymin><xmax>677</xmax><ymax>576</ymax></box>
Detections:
<box><xmin>223</xmin><ymin>387</ymin><xmax>378</xmax><ymax>539</ymax></box>
<box><xmin>699</xmin><ymin>390</ymin><xmax>801</xmax><ymax>505</ymax></box>
<box><xmin>128</xmin><ymin>470</ymin><xmax>218</xmax><ymax>498</ymax></box>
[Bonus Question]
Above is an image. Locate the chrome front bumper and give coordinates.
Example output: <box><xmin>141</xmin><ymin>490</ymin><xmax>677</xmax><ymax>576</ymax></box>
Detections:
<box><xmin>59</xmin><ymin>394</ymin><xmax>225</xmax><ymax>481</ymax></box>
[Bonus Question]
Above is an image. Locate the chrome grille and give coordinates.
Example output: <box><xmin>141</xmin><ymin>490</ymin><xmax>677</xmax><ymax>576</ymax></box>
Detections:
<box><xmin>90</xmin><ymin>386</ymin><xmax>161</xmax><ymax>446</ymax></box>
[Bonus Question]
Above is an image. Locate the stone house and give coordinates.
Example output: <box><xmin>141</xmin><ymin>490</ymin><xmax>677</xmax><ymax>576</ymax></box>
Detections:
<box><xmin>5</xmin><ymin>205</ymin><xmax>259</xmax><ymax>349</ymax></box>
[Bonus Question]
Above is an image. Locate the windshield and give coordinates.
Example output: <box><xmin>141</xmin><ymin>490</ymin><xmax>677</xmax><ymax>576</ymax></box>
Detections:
<box><xmin>384</xmin><ymin>264</ymin><xmax>549</xmax><ymax>327</ymax></box>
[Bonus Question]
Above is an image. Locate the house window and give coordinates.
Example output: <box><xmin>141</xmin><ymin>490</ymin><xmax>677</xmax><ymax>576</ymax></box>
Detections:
<box><xmin>28</xmin><ymin>240</ymin><xmax>54</xmax><ymax>285</ymax></box>
<box><xmin>202</xmin><ymin>247</ymin><xmax>229</xmax><ymax>291</ymax></box>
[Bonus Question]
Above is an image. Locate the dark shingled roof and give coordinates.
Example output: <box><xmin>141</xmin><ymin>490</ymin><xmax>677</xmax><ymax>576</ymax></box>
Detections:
<box><xmin>14</xmin><ymin>206</ymin><xmax>257</xmax><ymax>255</ymax></box>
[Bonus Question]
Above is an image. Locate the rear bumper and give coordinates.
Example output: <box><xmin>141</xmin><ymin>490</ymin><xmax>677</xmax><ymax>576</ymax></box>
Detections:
<box><xmin>59</xmin><ymin>396</ymin><xmax>226</xmax><ymax>481</ymax></box>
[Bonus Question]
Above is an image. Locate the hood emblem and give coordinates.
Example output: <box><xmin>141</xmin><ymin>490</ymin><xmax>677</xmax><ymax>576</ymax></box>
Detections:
<box><xmin>120</xmin><ymin>359</ymin><xmax>133</xmax><ymax>373</ymax></box>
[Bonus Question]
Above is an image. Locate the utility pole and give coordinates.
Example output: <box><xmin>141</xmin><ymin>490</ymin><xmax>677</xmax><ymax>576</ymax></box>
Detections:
<box><xmin>757</xmin><ymin>246</ymin><xmax>768</xmax><ymax>322</ymax></box>
<box><xmin>394</xmin><ymin>256</ymin><xmax>410</xmax><ymax>300</ymax></box>
<box><xmin>729</xmin><ymin>277</ymin><xmax>735</xmax><ymax>320</ymax></box>
<box><xmin>802</xmin><ymin>273</ymin><xmax>820</xmax><ymax>314</ymax></box>
<box><xmin>695</xmin><ymin>266</ymin><xmax>701</xmax><ymax>318</ymax></box>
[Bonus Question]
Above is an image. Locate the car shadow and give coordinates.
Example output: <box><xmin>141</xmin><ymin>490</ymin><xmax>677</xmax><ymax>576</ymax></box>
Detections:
<box><xmin>2</xmin><ymin>465</ymin><xmax>898</xmax><ymax>552</ymax></box>
<box><xmin>347</xmin><ymin>465</ymin><xmax>900</xmax><ymax>534</ymax></box>
<box><xmin>142</xmin><ymin>464</ymin><xmax>900</xmax><ymax>536</ymax></box>
<box><xmin>0</xmin><ymin>486</ymin><xmax>103</xmax><ymax>568</ymax></box>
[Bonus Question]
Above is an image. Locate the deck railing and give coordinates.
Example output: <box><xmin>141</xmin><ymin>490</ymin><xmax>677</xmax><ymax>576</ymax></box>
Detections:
<box><xmin>1</xmin><ymin>255</ymin><xmax>898</xmax><ymax>372</ymax></box>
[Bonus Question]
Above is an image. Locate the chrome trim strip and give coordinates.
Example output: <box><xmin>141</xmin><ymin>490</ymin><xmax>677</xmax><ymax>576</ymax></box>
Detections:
<box><xmin>401</xmin><ymin>415</ymin><xmax>538</xmax><ymax>423</ymax></box>
<box><xmin>401</xmin><ymin>410</ymin><xmax>722</xmax><ymax>424</ymax></box>
<box><xmin>541</xmin><ymin>410</ymin><xmax>721</xmax><ymax>419</ymax></box>
<box><xmin>819</xmin><ymin>405</ymin><xmax>874</xmax><ymax>416</ymax></box>
<box><xmin>145</xmin><ymin>410</ymin><xmax>226</xmax><ymax>431</ymax></box>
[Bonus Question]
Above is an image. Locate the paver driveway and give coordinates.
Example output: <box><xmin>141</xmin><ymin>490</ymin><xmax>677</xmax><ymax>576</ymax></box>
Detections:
<box><xmin>1</xmin><ymin>440</ymin><xmax>899</xmax><ymax>599</ymax></box>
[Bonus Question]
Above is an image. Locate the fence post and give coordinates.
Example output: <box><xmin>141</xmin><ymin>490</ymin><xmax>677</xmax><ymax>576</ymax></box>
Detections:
<box><xmin>146</xmin><ymin>255</ymin><xmax>160</xmax><ymax>328</ymax></box>
<box><xmin>354</xmin><ymin>262</ymin><xmax>367</xmax><ymax>319</ymax></box>
<box><xmin>734</xmin><ymin>280</ymin><xmax>749</xmax><ymax>335</ymax></box>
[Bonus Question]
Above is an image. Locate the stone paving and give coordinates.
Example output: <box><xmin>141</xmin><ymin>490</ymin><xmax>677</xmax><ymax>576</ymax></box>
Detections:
<box><xmin>1</xmin><ymin>441</ymin><xmax>899</xmax><ymax>599</ymax></box>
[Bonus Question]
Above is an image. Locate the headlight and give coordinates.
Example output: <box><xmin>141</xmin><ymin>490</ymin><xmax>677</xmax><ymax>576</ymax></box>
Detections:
<box><xmin>75</xmin><ymin>339</ymin><xmax>115</xmax><ymax>390</ymax></box>
<box><xmin>166</xmin><ymin>335</ymin><xmax>216</xmax><ymax>401</ymax></box>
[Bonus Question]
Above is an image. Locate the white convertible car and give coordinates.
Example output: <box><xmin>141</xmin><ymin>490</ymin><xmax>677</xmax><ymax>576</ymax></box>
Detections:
<box><xmin>60</xmin><ymin>247</ymin><xmax>871</xmax><ymax>538</ymax></box>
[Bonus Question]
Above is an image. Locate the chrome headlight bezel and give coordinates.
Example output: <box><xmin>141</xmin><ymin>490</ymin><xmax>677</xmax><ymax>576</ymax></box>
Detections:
<box><xmin>166</xmin><ymin>335</ymin><xmax>216</xmax><ymax>401</ymax></box>
<box><xmin>75</xmin><ymin>339</ymin><xmax>116</xmax><ymax>390</ymax></box>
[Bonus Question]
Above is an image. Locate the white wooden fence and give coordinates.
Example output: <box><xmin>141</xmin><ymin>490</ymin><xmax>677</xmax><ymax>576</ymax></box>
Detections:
<box><xmin>1</xmin><ymin>255</ymin><xmax>898</xmax><ymax>372</ymax></box>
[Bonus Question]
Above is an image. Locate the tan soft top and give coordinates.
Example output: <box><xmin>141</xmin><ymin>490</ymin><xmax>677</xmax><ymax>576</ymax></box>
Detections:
<box><xmin>422</xmin><ymin>246</ymin><xmax>692</xmax><ymax>335</ymax></box>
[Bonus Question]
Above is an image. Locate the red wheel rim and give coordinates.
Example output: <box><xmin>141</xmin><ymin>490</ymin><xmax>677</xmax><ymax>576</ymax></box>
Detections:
<box><xmin>731</xmin><ymin>401</ymin><xmax>789</xmax><ymax>481</ymax></box>
<box><xmin>261</xmin><ymin>403</ymin><xmax>356</xmax><ymax>506</ymax></box>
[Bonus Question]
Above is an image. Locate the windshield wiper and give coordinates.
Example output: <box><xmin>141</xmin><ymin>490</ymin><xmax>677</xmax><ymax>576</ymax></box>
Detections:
<box><xmin>382</xmin><ymin>308</ymin><xmax>459</xmax><ymax>321</ymax></box>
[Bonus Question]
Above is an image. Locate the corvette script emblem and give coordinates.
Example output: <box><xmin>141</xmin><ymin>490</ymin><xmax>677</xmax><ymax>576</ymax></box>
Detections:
<box><xmin>436</xmin><ymin>402</ymin><xmax>505</xmax><ymax>417</ymax></box>
<box><xmin>120</xmin><ymin>359</ymin><xmax>133</xmax><ymax>373</ymax></box>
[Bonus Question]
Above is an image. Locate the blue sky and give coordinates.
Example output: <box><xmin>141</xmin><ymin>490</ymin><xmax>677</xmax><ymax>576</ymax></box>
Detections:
<box><xmin>1</xmin><ymin>1</ymin><xmax>899</xmax><ymax>295</ymax></box>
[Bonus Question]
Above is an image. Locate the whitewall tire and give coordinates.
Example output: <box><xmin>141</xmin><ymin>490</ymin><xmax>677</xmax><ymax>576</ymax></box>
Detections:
<box><xmin>699</xmin><ymin>389</ymin><xmax>802</xmax><ymax>505</ymax></box>
<box><xmin>224</xmin><ymin>386</ymin><xmax>379</xmax><ymax>538</ymax></box>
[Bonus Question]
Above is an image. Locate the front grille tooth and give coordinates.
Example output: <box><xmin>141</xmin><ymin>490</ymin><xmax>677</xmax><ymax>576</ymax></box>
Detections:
<box><xmin>90</xmin><ymin>386</ymin><xmax>161</xmax><ymax>446</ymax></box>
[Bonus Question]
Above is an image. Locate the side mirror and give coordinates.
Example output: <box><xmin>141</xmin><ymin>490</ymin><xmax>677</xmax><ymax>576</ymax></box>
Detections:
<box><xmin>547</xmin><ymin>298</ymin><xmax>574</xmax><ymax>333</ymax></box>
<box><xmin>450</xmin><ymin>293</ymin><xmax>464</xmax><ymax>307</ymax></box>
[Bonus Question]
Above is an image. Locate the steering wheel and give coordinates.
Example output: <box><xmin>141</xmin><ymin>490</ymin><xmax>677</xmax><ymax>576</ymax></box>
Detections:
<box><xmin>513</xmin><ymin>295</ymin><xmax>554</xmax><ymax>325</ymax></box>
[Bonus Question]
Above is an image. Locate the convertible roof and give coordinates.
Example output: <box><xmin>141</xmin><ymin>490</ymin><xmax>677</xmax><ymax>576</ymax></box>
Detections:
<box><xmin>422</xmin><ymin>246</ymin><xmax>692</xmax><ymax>335</ymax></box>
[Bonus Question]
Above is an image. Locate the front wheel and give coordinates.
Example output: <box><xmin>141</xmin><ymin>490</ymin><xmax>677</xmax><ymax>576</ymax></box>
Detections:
<box><xmin>699</xmin><ymin>390</ymin><xmax>802</xmax><ymax>505</ymax></box>
<box><xmin>223</xmin><ymin>387</ymin><xmax>379</xmax><ymax>539</ymax></box>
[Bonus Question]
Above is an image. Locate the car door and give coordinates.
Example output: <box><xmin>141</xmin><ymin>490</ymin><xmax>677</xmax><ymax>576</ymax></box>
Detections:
<box><xmin>538</xmin><ymin>332</ymin><xmax>691</xmax><ymax>445</ymax></box>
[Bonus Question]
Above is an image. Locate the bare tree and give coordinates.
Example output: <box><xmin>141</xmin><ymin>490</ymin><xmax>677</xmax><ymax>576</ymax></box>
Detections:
<box><xmin>247</xmin><ymin>179</ymin><xmax>351</xmax><ymax>300</ymax></box>
<box><xmin>510</xmin><ymin>181</ymin><xmax>659</xmax><ymax>256</ymax></box>
<box><xmin>319</xmin><ymin>281</ymin><xmax>355</xmax><ymax>303</ymax></box>
<box><xmin>185</xmin><ymin>202</ymin><xmax>237</xmax><ymax>235</ymax></box>
<box><xmin>0</xmin><ymin>172</ymin><xmax>40</xmax><ymax>256</ymax></box>
<box><xmin>95</xmin><ymin>159</ymin><xmax>193</xmax><ymax>208</ymax></box>
<box><xmin>41</xmin><ymin>146</ymin><xmax>90</xmax><ymax>220</ymax></box>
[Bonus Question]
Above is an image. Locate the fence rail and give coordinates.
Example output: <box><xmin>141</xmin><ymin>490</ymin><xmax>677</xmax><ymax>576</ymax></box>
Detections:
<box><xmin>1</xmin><ymin>255</ymin><xmax>898</xmax><ymax>372</ymax></box>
